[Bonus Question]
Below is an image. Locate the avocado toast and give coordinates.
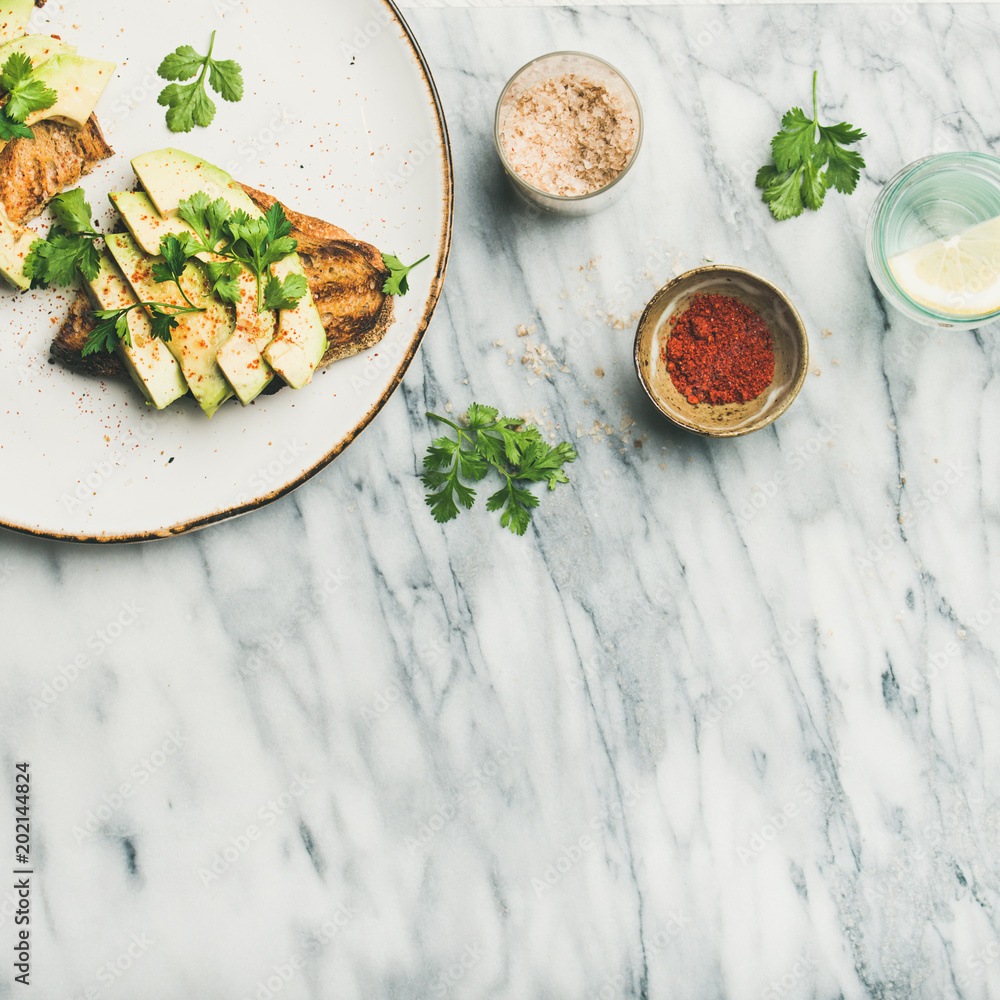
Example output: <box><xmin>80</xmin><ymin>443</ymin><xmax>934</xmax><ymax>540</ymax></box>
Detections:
<box><xmin>49</xmin><ymin>177</ymin><xmax>395</xmax><ymax>404</ymax></box>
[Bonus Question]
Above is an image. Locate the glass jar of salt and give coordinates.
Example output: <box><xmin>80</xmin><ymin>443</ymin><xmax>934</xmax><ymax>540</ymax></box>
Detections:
<box><xmin>494</xmin><ymin>51</ymin><xmax>643</xmax><ymax>216</ymax></box>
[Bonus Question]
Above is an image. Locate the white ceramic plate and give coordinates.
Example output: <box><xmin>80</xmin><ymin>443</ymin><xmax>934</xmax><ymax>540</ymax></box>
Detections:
<box><xmin>0</xmin><ymin>0</ymin><xmax>451</xmax><ymax>542</ymax></box>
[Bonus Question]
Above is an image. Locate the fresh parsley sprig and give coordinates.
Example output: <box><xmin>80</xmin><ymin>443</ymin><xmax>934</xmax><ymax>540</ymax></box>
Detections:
<box><xmin>175</xmin><ymin>192</ymin><xmax>306</xmax><ymax>312</ymax></box>
<box><xmin>83</xmin><ymin>301</ymin><xmax>202</xmax><ymax>357</ymax></box>
<box><xmin>0</xmin><ymin>52</ymin><xmax>57</xmax><ymax>141</ymax></box>
<box><xmin>25</xmin><ymin>189</ymin><xmax>103</xmax><ymax>287</ymax></box>
<box><xmin>226</xmin><ymin>207</ymin><xmax>301</xmax><ymax>312</ymax></box>
<box><xmin>756</xmin><ymin>71</ymin><xmax>866</xmax><ymax>221</ymax></box>
<box><xmin>157</xmin><ymin>31</ymin><xmax>243</xmax><ymax>133</ymax></box>
<box><xmin>151</xmin><ymin>233</ymin><xmax>210</xmax><ymax>311</ymax></box>
<box><xmin>421</xmin><ymin>403</ymin><xmax>577</xmax><ymax>535</ymax></box>
<box><xmin>382</xmin><ymin>253</ymin><xmax>429</xmax><ymax>296</ymax></box>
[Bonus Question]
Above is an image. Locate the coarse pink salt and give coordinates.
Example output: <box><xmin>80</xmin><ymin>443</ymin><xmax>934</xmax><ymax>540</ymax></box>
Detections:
<box><xmin>500</xmin><ymin>73</ymin><xmax>637</xmax><ymax>197</ymax></box>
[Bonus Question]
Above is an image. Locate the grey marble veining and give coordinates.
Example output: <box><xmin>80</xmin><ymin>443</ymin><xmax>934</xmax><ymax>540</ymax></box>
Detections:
<box><xmin>3</xmin><ymin>4</ymin><xmax>1000</xmax><ymax>1000</ymax></box>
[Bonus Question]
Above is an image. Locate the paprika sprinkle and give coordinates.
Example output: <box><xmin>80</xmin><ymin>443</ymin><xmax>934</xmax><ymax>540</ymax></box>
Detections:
<box><xmin>662</xmin><ymin>293</ymin><xmax>775</xmax><ymax>405</ymax></box>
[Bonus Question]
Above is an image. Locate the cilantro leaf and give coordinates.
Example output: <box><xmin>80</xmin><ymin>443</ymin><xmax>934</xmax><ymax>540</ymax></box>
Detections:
<box><xmin>426</xmin><ymin>479</ymin><xmax>465</xmax><ymax>524</ymax></box>
<box><xmin>263</xmin><ymin>201</ymin><xmax>293</xmax><ymax>243</ymax></box>
<box><xmin>148</xmin><ymin>307</ymin><xmax>181</xmax><ymax>343</ymax></box>
<box><xmin>382</xmin><ymin>252</ymin><xmax>429</xmax><ymax>296</ymax></box>
<box><xmin>484</xmin><ymin>481</ymin><xmax>538</xmax><ymax>536</ymax></box>
<box><xmin>151</xmin><ymin>233</ymin><xmax>206</xmax><ymax>312</ymax></box>
<box><xmin>457</xmin><ymin>446</ymin><xmax>490</xmax><ymax>481</ymax></box>
<box><xmin>495</xmin><ymin>422</ymin><xmax>527</xmax><ymax>464</ymax></box>
<box><xmin>83</xmin><ymin>298</ymin><xmax>197</xmax><ymax>356</ymax></box>
<box><xmin>474</xmin><ymin>430</ymin><xmax>506</xmax><ymax>472</ymax></box>
<box><xmin>158</xmin><ymin>81</ymin><xmax>216</xmax><ymax>133</ymax></box>
<box><xmin>758</xmin><ymin>71</ymin><xmax>866</xmax><ymax>221</ymax></box>
<box><xmin>178</xmin><ymin>192</ymin><xmax>232</xmax><ymax>251</ymax></box>
<box><xmin>424</xmin><ymin>436</ymin><xmax>459</xmax><ymax>470</ymax></box>
<box><xmin>800</xmin><ymin>158</ymin><xmax>827</xmax><ymax>211</ymax></box>
<box><xmin>755</xmin><ymin>164</ymin><xmax>781</xmax><ymax>190</ymax></box>
<box><xmin>818</xmin><ymin>121</ymin><xmax>866</xmax><ymax>146</ymax></box>
<box><xmin>24</xmin><ymin>189</ymin><xmax>103</xmax><ymax>286</ymax></box>
<box><xmin>420</xmin><ymin>405</ymin><xmax>576</xmax><ymax>535</ymax></box>
<box><xmin>157</xmin><ymin>45</ymin><xmax>204</xmax><ymax>81</ymax></box>
<box><xmin>0</xmin><ymin>51</ymin><xmax>57</xmax><ymax>138</ymax></box>
<box><xmin>83</xmin><ymin>310</ymin><xmax>132</xmax><ymax>356</ymax></box>
<box><xmin>0</xmin><ymin>116</ymin><xmax>32</xmax><ymax>141</ymax></box>
<box><xmin>25</xmin><ymin>226</ymin><xmax>101</xmax><ymax>287</ymax></box>
<box><xmin>157</xmin><ymin>31</ymin><xmax>243</xmax><ymax>133</ymax></box>
<box><xmin>822</xmin><ymin>141</ymin><xmax>866</xmax><ymax>195</ymax></box>
<box><xmin>208</xmin><ymin>59</ymin><xmax>244</xmax><ymax>103</ymax></box>
<box><xmin>6</xmin><ymin>79</ymin><xmax>56</xmax><ymax>122</ymax></box>
<box><xmin>760</xmin><ymin>167</ymin><xmax>805</xmax><ymax>221</ymax></box>
<box><xmin>260</xmin><ymin>236</ymin><xmax>297</xmax><ymax>269</ymax></box>
<box><xmin>153</xmin><ymin>233</ymin><xmax>192</xmax><ymax>283</ymax></box>
<box><xmin>770</xmin><ymin>107</ymin><xmax>815</xmax><ymax>172</ymax></box>
<box><xmin>205</xmin><ymin>260</ymin><xmax>243</xmax><ymax>305</ymax></box>
<box><xmin>515</xmin><ymin>440</ymin><xmax>579</xmax><ymax>490</ymax></box>
<box><xmin>49</xmin><ymin>189</ymin><xmax>98</xmax><ymax>235</ymax></box>
<box><xmin>262</xmin><ymin>271</ymin><xmax>308</xmax><ymax>311</ymax></box>
<box><xmin>218</xmin><ymin>205</ymin><xmax>301</xmax><ymax>312</ymax></box>
<box><xmin>466</xmin><ymin>402</ymin><xmax>500</xmax><ymax>428</ymax></box>
<box><xmin>0</xmin><ymin>52</ymin><xmax>34</xmax><ymax>92</ymax></box>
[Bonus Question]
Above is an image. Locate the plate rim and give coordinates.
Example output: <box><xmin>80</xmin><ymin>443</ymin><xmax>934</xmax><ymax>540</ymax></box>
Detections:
<box><xmin>0</xmin><ymin>0</ymin><xmax>454</xmax><ymax>546</ymax></box>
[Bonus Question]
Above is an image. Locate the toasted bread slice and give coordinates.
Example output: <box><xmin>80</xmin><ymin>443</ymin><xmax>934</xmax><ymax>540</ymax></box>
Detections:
<box><xmin>0</xmin><ymin>114</ymin><xmax>113</xmax><ymax>225</ymax></box>
<box><xmin>240</xmin><ymin>185</ymin><xmax>394</xmax><ymax>367</ymax></box>
<box><xmin>49</xmin><ymin>188</ymin><xmax>394</xmax><ymax>391</ymax></box>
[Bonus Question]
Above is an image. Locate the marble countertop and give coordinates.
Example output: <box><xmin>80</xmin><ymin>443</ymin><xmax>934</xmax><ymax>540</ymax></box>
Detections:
<box><xmin>4</xmin><ymin>4</ymin><xmax>1000</xmax><ymax>999</ymax></box>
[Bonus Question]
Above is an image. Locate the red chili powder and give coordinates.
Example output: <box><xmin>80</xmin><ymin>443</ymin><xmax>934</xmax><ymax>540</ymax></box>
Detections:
<box><xmin>661</xmin><ymin>293</ymin><xmax>775</xmax><ymax>405</ymax></box>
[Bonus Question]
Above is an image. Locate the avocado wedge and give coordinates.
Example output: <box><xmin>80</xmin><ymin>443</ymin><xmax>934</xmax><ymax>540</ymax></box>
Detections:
<box><xmin>0</xmin><ymin>200</ymin><xmax>36</xmax><ymax>290</ymax></box>
<box><xmin>0</xmin><ymin>1</ymin><xmax>34</xmax><ymax>45</ymax></box>
<box><xmin>24</xmin><ymin>54</ymin><xmax>116</xmax><ymax>129</ymax></box>
<box><xmin>0</xmin><ymin>33</ymin><xmax>76</xmax><ymax>68</ymax></box>
<box><xmin>82</xmin><ymin>251</ymin><xmax>188</xmax><ymax>409</ymax></box>
<box><xmin>106</xmin><ymin>232</ymin><xmax>235</xmax><ymax>418</ymax></box>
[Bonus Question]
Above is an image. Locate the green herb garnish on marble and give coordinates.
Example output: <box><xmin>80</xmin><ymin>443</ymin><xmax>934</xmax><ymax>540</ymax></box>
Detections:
<box><xmin>756</xmin><ymin>70</ymin><xmax>866</xmax><ymax>221</ymax></box>
<box><xmin>422</xmin><ymin>404</ymin><xmax>577</xmax><ymax>535</ymax></box>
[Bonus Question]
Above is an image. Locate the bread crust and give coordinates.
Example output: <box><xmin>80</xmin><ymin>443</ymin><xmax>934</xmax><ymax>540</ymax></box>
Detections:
<box><xmin>0</xmin><ymin>115</ymin><xmax>113</xmax><ymax>225</ymax></box>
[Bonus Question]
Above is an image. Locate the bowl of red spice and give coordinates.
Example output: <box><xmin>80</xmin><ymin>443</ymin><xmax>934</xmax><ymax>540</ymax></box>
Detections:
<box><xmin>494</xmin><ymin>51</ymin><xmax>642</xmax><ymax>216</ymax></box>
<box><xmin>633</xmin><ymin>266</ymin><xmax>809</xmax><ymax>437</ymax></box>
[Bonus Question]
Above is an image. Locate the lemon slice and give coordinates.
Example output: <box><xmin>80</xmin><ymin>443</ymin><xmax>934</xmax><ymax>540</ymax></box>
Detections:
<box><xmin>888</xmin><ymin>214</ymin><xmax>1000</xmax><ymax>316</ymax></box>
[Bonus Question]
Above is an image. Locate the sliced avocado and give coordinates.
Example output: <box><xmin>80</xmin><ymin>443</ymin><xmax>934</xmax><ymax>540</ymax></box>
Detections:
<box><xmin>0</xmin><ymin>33</ymin><xmax>76</xmax><ymax>67</ymax></box>
<box><xmin>106</xmin><ymin>232</ymin><xmax>235</xmax><ymax>419</ymax></box>
<box><xmin>110</xmin><ymin>189</ymin><xmax>276</xmax><ymax>405</ymax></box>
<box><xmin>0</xmin><ymin>1</ymin><xmax>33</xmax><ymax>45</ymax></box>
<box><xmin>131</xmin><ymin>148</ymin><xmax>258</xmax><ymax>220</ymax></box>
<box><xmin>214</xmin><ymin>272</ymin><xmax>276</xmax><ymax>404</ymax></box>
<box><xmin>0</xmin><ymin>200</ymin><xmax>36</xmax><ymax>290</ymax></box>
<box><xmin>132</xmin><ymin>148</ymin><xmax>328</xmax><ymax>388</ymax></box>
<box><xmin>109</xmin><ymin>191</ymin><xmax>191</xmax><ymax>255</ymax></box>
<box><xmin>24</xmin><ymin>54</ymin><xmax>116</xmax><ymax>128</ymax></box>
<box><xmin>82</xmin><ymin>251</ymin><xmax>188</xmax><ymax>410</ymax></box>
<box><xmin>263</xmin><ymin>260</ymin><xmax>328</xmax><ymax>389</ymax></box>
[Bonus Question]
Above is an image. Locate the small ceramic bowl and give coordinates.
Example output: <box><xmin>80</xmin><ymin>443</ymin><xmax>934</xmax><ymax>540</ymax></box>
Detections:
<box><xmin>633</xmin><ymin>266</ymin><xmax>809</xmax><ymax>437</ymax></box>
<box><xmin>494</xmin><ymin>51</ymin><xmax>643</xmax><ymax>216</ymax></box>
